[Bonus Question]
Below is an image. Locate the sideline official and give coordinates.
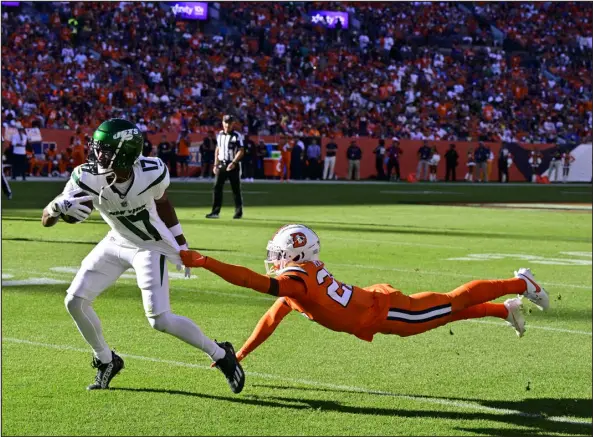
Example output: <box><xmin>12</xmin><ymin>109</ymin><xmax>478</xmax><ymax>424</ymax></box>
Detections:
<box><xmin>206</xmin><ymin>114</ymin><xmax>245</xmax><ymax>219</ymax></box>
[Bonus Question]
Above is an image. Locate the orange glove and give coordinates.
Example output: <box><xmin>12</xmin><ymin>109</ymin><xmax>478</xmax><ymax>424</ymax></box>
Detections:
<box><xmin>180</xmin><ymin>250</ymin><xmax>207</xmax><ymax>267</ymax></box>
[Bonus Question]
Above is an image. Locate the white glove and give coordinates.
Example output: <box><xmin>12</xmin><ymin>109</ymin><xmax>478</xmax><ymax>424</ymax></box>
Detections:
<box><xmin>177</xmin><ymin>244</ymin><xmax>191</xmax><ymax>278</ymax></box>
<box><xmin>47</xmin><ymin>189</ymin><xmax>93</xmax><ymax>221</ymax></box>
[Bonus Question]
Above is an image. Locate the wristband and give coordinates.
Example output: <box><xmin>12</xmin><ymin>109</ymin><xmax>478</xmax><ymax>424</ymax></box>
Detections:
<box><xmin>168</xmin><ymin>223</ymin><xmax>183</xmax><ymax>237</ymax></box>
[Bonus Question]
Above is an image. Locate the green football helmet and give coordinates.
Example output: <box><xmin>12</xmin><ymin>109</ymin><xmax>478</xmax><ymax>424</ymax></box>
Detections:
<box><xmin>87</xmin><ymin>118</ymin><xmax>143</xmax><ymax>175</ymax></box>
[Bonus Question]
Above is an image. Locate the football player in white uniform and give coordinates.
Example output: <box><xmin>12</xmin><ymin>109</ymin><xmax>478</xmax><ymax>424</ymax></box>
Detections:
<box><xmin>41</xmin><ymin>119</ymin><xmax>244</xmax><ymax>393</ymax></box>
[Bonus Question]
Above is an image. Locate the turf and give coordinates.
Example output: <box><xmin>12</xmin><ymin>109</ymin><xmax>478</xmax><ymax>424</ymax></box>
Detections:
<box><xmin>1</xmin><ymin>181</ymin><xmax>592</xmax><ymax>436</ymax></box>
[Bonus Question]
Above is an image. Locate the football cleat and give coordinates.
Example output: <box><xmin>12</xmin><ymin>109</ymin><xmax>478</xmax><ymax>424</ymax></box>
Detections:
<box><xmin>514</xmin><ymin>268</ymin><xmax>549</xmax><ymax>311</ymax></box>
<box><xmin>205</xmin><ymin>212</ymin><xmax>219</xmax><ymax>219</ymax></box>
<box><xmin>87</xmin><ymin>351</ymin><xmax>124</xmax><ymax>390</ymax></box>
<box><xmin>504</xmin><ymin>297</ymin><xmax>526</xmax><ymax>337</ymax></box>
<box><xmin>213</xmin><ymin>341</ymin><xmax>245</xmax><ymax>394</ymax></box>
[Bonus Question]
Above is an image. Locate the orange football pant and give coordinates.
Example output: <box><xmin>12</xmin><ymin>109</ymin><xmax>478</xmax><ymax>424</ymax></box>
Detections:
<box><xmin>280</xmin><ymin>156</ymin><xmax>291</xmax><ymax>180</ymax></box>
<box><xmin>374</xmin><ymin>278</ymin><xmax>526</xmax><ymax>337</ymax></box>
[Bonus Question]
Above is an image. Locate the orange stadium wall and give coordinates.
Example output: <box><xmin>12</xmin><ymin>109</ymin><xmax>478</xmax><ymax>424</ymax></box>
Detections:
<box><xmin>12</xmin><ymin>129</ymin><xmax>556</xmax><ymax>182</ymax></box>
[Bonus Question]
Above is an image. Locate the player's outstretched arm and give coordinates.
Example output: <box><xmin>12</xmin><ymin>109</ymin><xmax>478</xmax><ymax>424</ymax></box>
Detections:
<box><xmin>236</xmin><ymin>298</ymin><xmax>292</xmax><ymax>362</ymax></box>
<box><xmin>180</xmin><ymin>250</ymin><xmax>307</xmax><ymax>298</ymax></box>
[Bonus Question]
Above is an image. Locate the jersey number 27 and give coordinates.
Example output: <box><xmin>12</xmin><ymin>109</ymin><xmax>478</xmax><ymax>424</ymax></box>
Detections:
<box><xmin>316</xmin><ymin>268</ymin><xmax>353</xmax><ymax>307</ymax></box>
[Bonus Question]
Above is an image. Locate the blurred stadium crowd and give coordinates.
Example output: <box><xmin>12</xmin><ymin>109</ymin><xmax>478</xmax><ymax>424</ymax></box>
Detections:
<box><xmin>2</xmin><ymin>1</ymin><xmax>592</xmax><ymax>146</ymax></box>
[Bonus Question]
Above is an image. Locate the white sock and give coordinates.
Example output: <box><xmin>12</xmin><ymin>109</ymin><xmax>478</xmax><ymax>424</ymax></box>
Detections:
<box><xmin>149</xmin><ymin>312</ymin><xmax>226</xmax><ymax>361</ymax></box>
<box><xmin>64</xmin><ymin>295</ymin><xmax>113</xmax><ymax>364</ymax></box>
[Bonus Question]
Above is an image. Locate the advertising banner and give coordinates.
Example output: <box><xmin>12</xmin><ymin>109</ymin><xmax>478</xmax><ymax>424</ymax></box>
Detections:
<box><xmin>310</xmin><ymin>10</ymin><xmax>348</xmax><ymax>28</ymax></box>
<box><xmin>170</xmin><ymin>2</ymin><xmax>208</xmax><ymax>20</ymax></box>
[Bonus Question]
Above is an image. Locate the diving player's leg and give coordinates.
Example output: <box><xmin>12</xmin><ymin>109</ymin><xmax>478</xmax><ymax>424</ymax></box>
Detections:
<box><xmin>134</xmin><ymin>249</ymin><xmax>245</xmax><ymax>393</ymax></box>
<box><xmin>65</xmin><ymin>237</ymin><xmax>129</xmax><ymax>389</ymax></box>
<box><xmin>375</xmin><ymin>277</ymin><xmax>532</xmax><ymax>337</ymax></box>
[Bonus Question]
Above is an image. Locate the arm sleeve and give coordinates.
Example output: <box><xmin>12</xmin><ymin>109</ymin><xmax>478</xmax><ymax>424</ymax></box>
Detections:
<box><xmin>236</xmin><ymin>298</ymin><xmax>292</xmax><ymax>361</ymax></box>
<box><xmin>202</xmin><ymin>257</ymin><xmax>307</xmax><ymax>298</ymax></box>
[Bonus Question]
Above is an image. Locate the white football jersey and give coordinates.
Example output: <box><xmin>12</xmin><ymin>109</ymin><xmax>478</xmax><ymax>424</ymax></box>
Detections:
<box><xmin>63</xmin><ymin>157</ymin><xmax>181</xmax><ymax>263</ymax></box>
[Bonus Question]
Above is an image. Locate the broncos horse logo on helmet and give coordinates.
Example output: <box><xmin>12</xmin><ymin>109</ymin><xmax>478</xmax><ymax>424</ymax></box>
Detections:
<box><xmin>265</xmin><ymin>224</ymin><xmax>321</xmax><ymax>275</ymax></box>
<box><xmin>87</xmin><ymin>118</ymin><xmax>143</xmax><ymax>176</ymax></box>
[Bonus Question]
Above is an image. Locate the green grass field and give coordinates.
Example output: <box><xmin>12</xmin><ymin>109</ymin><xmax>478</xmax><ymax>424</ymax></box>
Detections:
<box><xmin>2</xmin><ymin>181</ymin><xmax>592</xmax><ymax>436</ymax></box>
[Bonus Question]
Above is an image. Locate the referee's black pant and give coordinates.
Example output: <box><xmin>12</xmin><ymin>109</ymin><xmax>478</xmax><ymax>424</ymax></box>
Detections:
<box><xmin>210</xmin><ymin>163</ymin><xmax>243</xmax><ymax>215</ymax></box>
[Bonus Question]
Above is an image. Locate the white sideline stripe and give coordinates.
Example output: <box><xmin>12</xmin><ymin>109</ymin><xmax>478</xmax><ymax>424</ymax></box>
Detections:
<box><xmin>464</xmin><ymin>320</ymin><xmax>593</xmax><ymax>336</ymax></box>
<box><xmin>3</xmin><ymin>337</ymin><xmax>590</xmax><ymax>427</ymax></box>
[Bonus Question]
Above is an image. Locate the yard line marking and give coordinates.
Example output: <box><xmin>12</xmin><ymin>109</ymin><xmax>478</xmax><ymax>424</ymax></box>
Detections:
<box><xmin>3</xmin><ymin>337</ymin><xmax>590</xmax><ymax>427</ymax></box>
<box><xmin>463</xmin><ymin>320</ymin><xmax>592</xmax><ymax>336</ymax></box>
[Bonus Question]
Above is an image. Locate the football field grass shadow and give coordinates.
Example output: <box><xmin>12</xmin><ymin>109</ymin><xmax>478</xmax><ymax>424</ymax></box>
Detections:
<box><xmin>111</xmin><ymin>386</ymin><xmax>591</xmax><ymax>436</ymax></box>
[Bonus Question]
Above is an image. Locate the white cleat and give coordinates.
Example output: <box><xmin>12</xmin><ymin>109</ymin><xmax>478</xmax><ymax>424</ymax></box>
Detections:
<box><xmin>514</xmin><ymin>268</ymin><xmax>549</xmax><ymax>311</ymax></box>
<box><xmin>504</xmin><ymin>297</ymin><xmax>526</xmax><ymax>337</ymax></box>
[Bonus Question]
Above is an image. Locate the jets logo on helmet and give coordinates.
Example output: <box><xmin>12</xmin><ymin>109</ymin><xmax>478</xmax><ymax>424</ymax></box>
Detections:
<box><xmin>113</xmin><ymin>128</ymin><xmax>140</xmax><ymax>142</ymax></box>
<box><xmin>265</xmin><ymin>224</ymin><xmax>320</xmax><ymax>275</ymax></box>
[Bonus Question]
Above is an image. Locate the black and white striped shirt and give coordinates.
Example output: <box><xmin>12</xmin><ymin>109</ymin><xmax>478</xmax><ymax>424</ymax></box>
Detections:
<box><xmin>216</xmin><ymin>130</ymin><xmax>244</xmax><ymax>162</ymax></box>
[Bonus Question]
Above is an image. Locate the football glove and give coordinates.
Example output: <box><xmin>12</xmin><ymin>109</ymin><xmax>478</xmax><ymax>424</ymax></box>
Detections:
<box><xmin>47</xmin><ymin>189</ymin><xmax>93</xmax><ymax>221</ymax></box>
<box><xmin>180</xmin><ymin>249</ymin><xmax>207</xmax><ymax>268</ymax></box>
<box><xmin>177</xmin><ymin>244</ymin><xmax>192</xmax><ymax>278</ymax></box>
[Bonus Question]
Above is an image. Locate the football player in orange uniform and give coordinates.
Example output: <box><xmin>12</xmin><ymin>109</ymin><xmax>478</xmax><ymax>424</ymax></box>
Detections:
<box><xmin>180</xmin><ymin>224</ymin><xmax>550</xmax><ymax>363</ymax></box>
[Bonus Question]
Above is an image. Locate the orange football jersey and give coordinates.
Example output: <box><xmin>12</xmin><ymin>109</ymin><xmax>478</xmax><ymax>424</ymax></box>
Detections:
<box><xmin>277</xmin><ymin>261</ymin><xmax>392</xmax><ymax>341</ymax></box>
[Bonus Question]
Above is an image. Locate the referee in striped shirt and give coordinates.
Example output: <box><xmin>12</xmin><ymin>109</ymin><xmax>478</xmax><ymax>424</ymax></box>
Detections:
<box><xmin>206</xmin><ymin>114</ymin><xmax>245</xmax><ymax>219</ymax></box>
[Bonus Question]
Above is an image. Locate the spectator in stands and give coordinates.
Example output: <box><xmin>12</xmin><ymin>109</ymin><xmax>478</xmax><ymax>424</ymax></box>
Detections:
<box><xmin>323</xmin><ymin>136</ymin><xmax>338</xmax><ymax>180</ymax></box>
<box><xmin>1</xmin><ymin>1</ymin><xmax>590</xmax><ymax>158</ymax></box>
<box><xmin>373</xmin><ymin>139</ymin><xmax>386</xmax><ymax>181</ymax></box>
<box><xmin>306</xmin><ymin>139</ymin><xmax>321</xmax><ymax>180</ymax></box>
<box><xmin>416</xmin><ymin>140</ymin><xmax>432</xmax><ymax>181</ymax></box>
<box><xmin>346</xmin><ymin>140</ymin><xmax>362</xmax><ymax>181</ymax></box>
<box><xmin>445</xmin><ymin>144</ymin><xmax>459</xmax><ymax>182</ymax></box>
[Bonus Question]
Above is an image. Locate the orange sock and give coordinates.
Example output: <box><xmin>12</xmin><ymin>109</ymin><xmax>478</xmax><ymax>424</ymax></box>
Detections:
<box><xmin>451</xmin><ymin>302</ymin><xmax>508</xmax><ymax>321</ymax></box>
<box><xmin>447</xmin><ymin>278</ymin><xmax>525</xmax><ymax>311</ymax></box>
